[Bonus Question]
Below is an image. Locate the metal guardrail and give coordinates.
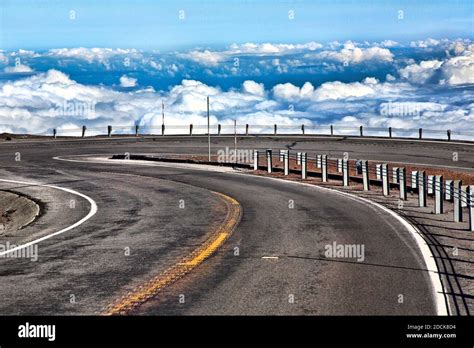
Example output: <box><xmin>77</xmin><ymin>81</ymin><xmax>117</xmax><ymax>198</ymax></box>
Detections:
<box><xmin>37</xmin><ymin>124</ymin><xmax>474</xmax><ymax>142</ymax></box>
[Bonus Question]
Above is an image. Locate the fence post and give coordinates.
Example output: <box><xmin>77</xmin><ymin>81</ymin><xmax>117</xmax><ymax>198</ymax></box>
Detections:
<box><xmin>218</xmin><ymin>124</ymin><xmax>221</xmax><ymax>136</ymax></box>
<box><xmin>246</xmin><ymin>124</ymin><xmax>249</xmax><ymax>136</ymax></box>
<box><xmin>301</xmin><ymin>124</ymin><xmax>305</xmax><ymax>135</ymax></box>
<box><xmin>445</xmin><ymin>180</ymin><xmax>453</xmax><ymax>201</ymax></box>
<box><xmin>279</xmin><ymin>150</ymin><xmax>284</xmax><ymax>162</ymax></box>
<box><xmin>418</xmin><ymin>171</ymin><xmax>427</xmax><ymax>207</ymax></box>
<box><xmin>82</xmin><ymin>125</ymin><xmax>86</xmax><ymax>138</ymax></box>
<box><xmin>107</xmin><ymin>125</ymin><xmax>112</xmax><ymax>137</ymax></box>
<box><xmin>434</xmin><ymin>175</ymin><xmax>444</xmax><ymax>214</ymax></box>
<box><xmin>359</xmin><ymin>125</ymin><xmax>363</xmax><ymax>137</ymax></box>
<box><xmin>189</xmin><ymin>124</ymin><xmax>193</xmax><ymax>136</ymax></box>
<box><xmin>342</xmin><ymin>159</ymin><xmax>349</xmax><ymax>186</ymax></box>
<box><xmin>337</xmin><ymin>158</ymin><xmax>343</xmax><ymax>173</ymax></box>
<box><xmin>427</xmin><ymin>175</ymin><xmax>434</xmax><ymax>195</ymax></box>
<box><xmin>419</xmin><ymin>128</ymin><xmax>423</xmax><ymax>140</ymax></box>
<box><xmin>392</xmin><ymin>167</ymin><xmax>399</xmax><ymax>184</ymax></box>
<box><xmin>297</xmin><ymin>152</ymin><xmax>302</xmax><ymax>165</ymax></box>
<box><xmin>468</xmin><ymin>186</ymin><xmax>474</xmax><ymax>231</ymax></box>
<box><xmin>376</xmin><ymin>164</ymin><xmax>382</xmax><ymax>180</ymax></box>
<box><xmin>362</xmin><ymin>160</ymin><xmax>370</xmax><ymax>191</ymax></box>
<box><xmin>447</xmin><ymin>130</ymin><xmax>451</xmax><ymax>141</ymax></box>
<box><xmin>53</xmin><ymin>129</ymin><xmax>57</xmax><ymax>139</ymax></box>
<box><xmin>135</xmin><ymin>125</ymin><xmax>139</xmax><ymax>136</ymax></box>
<box><xmin>321</xmin><ymin>155</ymin><xmax>328</xmax><ymax>182</ymax></box>
<box><xmin>388</xmin><ymin>127</ymin><xmax>392</xmax><ymax>138</ymax></box>
<box><xmin>162</xmin><ymin>124</ymin><xmax>165</xmax><ymax>136</ymax></box>
<box><xmin>453</xmin><ymin>180</ymin><xmax>462</xmax><ymax>222</ymax></box>
<box><xmin>301</xmin><ymin>152</ymin><xmax>307</xmax><ymax>179</ymax></box>
<box><xmin>411</xmin><ymin>171</ymin><xmax>418</xmax><ymax>190</ymax></box>
<box><xmin>253</xmin><ymin>150</ymin><xmax>259</xmax><ymax>171</ymax></box>
<box><xmin>274</xmin><ymin>124</ymin><xmax>277</xmax><ymax>136</ymax></box>
<box><xmin>382</xmin><ymin>164</ymin><xmax>390</xmax><ymax>196</ymax></box>
<box><xmin>399</xmin><ymin>167</ymin><xmax>407</xmax><ymax>200</ymax></box>
<box><xmin>330</xmin><ymin>125</ymin><xmax>334</xmax><ymax>136</ymax></box>
<box><xmin>266</xmin><ymin>149</ymin><xmax>272</xmax><ymax>173</ymax></box>
<box><xmin>316</xmin><ymin>155</ymin><xmax>322</xmax><ymax>169</ymax></box>
<box><xmin>284</xmin><ymin>150</ymin><xmax>289</xmax><ymax>175</ymax></box>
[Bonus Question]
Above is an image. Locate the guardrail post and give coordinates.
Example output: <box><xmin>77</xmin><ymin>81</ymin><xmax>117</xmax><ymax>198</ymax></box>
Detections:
<box><xmin>376</xmin><ymin>164</ymin><xmax>382</xmax><ymax>180</ymax></box>
<box><xmin>284</xmin><ymin>150</ymin><xmax>289</xmax><ymax>175</ymax></box>
<box><xmin>317</xmin><ymin>155</ymin><xmax>322</xmax><ymax>168</ymax></box>
<box><xmin>53</xmin><ymin>128</ymin><xmax>57</xmax><ymax>139</ymax></box>
<box><xmin>418</xmin><ymin>171</ymin><xmax>427</xmax><ymax>207</ymax></box>
<box><xmin>382</xmin><ymin>164</ymin><xmax>390</xmax><ymax>196</ymax></box>
<box><xmin>162</xmin><ymin>124</ymin><xmax>165</xmax><ymax>136</ymax></box>
<box><xmin>330</xmin><ymin>125</ymin><xmax>334</xmax><ymax>136</ymax></box>
<box><xmin>399</xmin><ymin>167</ymin><xmax>407</xmax><ymax>200</ymax></box>
<box><xmin>266</xmin><ymin>149</ymin><xmax>272</xmax><ymax>173</ymax></box>
<box><xmin>301</xmin><ymin>152</ymin><xmax>307</xmax><ymax>179</ymax></box>
<box><xmin>297</xmin><ymin>152</ymin><xmax>302</xmax><ymax>165</ymax></box>
<box><xmin>359</xmin><ymin>125</ymin><xmax>363</xmax><ymax>137</ymax></box>
<box><xmin>419</xmin><ymin>128</ymin><xmax>423</xmax><ymax>140</ymax></box>
<box><xmin>301</xmin><ymin>124</ymin><xmax>305</xmax><ymax>135</ymax></box>
<box><xmin>434</xmin><ymin>175</ymin><xmax>444</xmax><ymax>214</ymax></box>
<box><xmin>189</xmin><ymin>124</ymin><xmax>193</xmax><ymax>136</ymax></box>
<box><xmin>388</xmin><ymin>127</ymin><xmax>392</xmax><ymax>138</ymax></box>
<box><xmin>279</xmin><ymin>149</ymin><xmax>284</xmax><ymax>162</ymax></box>
<box><xmin>321</xmin><ymin>155</ymin><xmax>328</xmax><ymax>182</ymax></box>
<box><xmin>445</xmin><ymin>180</ymin><xmax>453</xmax><ymax>201</ymax></box>
<box><xmin>342</xmin><ymin>159</ymin><xmax>349</xmax><ymax>186</ymax></box>
<box><xmin>218</xmin><ymin>124</ymin><xmax>221</xmax><ymax>136</ymax></box>
<box><xmin>468</xmin><ymin>186</ymin><xmax>474</xmax><ymax>231</ymax></box>
<box><xmin>246</xmin><ymin>124</ymin><xmax>249</xmax><ymax>136</ymax></box>
<box><xmin>274</xmin><ymin>124</ymin><xmax>277</xmax><ymax>135</ymax></box>
<box><xmin>82</xmin><ymin>125</ymin><xmax>86</xmax><ymax>138</ymax></box>
<box><xmin>461</xmin><ymin>185</ymin><xmax>468</xmax><ymax>208</ymax></box>
<box><xmin>411</xmin><ymin>171</ymin><xmax>418</xmax><ymax>190</ymax></box>
<box><xmin>362</xmin><ymin>160</ymin><xmax>370</xmax><ymax>191</ymax></box>
<box><xmin>135</xmin><ymin>125</ymin><xmax>140</xmax><ymax>136</ymax></box>
<box><xmin>447</xmin><ymin>130</ymin><xmax>451</xmax><ymax>141</ymax></box>
<box><xmin>427</xmin><ymin>175</ymin><xmax>434</xmax><ymax>195</ymax></box>
<box><xmin>337</xmin><ymin>158</ymin><xmax>342</xmax><ymax>173</ymax></box>
<box><xmin>453</xmin><ymin>180</ymin><xmax>462</xmax><ymax>222</ymax></box>
<box><xmin>253</xmin><ymin>150</ymin><xmax>259</xmax><ymax>170</ymax></box>
<box><xmin>107</xmin><ymin>125</ymin><xmax>112</xmax><ymax>137</ymax></box>
<box><xmin>392</xmin><ymin>167</ymin><xmax>399</xmax><ymax>184</ymax></box>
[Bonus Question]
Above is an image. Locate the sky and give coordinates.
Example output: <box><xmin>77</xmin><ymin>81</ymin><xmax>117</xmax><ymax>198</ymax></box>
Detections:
<box><xmin>0</xmin><ymin>0</ymin><xmax>472</xmax><ymax>136</ymax></box>
<box><xmin>1</xmin><ymin>0</ymin><xmax>473</xmax><ymax>50</ymax></box>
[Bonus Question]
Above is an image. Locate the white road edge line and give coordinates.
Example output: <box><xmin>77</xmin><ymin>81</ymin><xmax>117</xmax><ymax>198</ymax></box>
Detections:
<box><xmin>52</xmin><ymin>155</ymin><xmax>449</xmax><ymax>315</ymax></box>
<box><xmin>0</xmin><ymin>178</ymin><xmax>98</xmax><ymax>256</ymax></box>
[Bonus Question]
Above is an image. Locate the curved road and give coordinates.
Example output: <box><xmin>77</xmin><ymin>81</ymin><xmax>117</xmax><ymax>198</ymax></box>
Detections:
<box><xmin>1</xmin><ymin>135</ymin><xmax>468</xmax><ymax>315</ymax></box>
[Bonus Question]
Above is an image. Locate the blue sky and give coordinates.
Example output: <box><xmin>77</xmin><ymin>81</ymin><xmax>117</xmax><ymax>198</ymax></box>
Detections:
<box><xmin>1</xmin><ymin>0</ymin><xmax>472</xmax><ymax>50</ymax></box>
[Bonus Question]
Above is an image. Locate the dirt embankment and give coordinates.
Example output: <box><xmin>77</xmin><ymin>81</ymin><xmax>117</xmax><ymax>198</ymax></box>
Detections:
<box><xmin>0</xmin><ymin>191</ymin><xmax>40</xmax><ymax>235</ymax></box>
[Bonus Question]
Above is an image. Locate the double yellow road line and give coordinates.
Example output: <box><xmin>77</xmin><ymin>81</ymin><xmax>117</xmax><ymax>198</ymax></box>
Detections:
<box><xmin>102</xmin><ymin>191</ymin><xmax>241</xmax><ymax>315</ymax></box>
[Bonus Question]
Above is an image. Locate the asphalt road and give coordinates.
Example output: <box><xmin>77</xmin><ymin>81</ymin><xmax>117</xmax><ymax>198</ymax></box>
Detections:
<box><xmin>1</xmin><ymin>135</ymin><xmax>469</xmax><ymax>315</ymax></box>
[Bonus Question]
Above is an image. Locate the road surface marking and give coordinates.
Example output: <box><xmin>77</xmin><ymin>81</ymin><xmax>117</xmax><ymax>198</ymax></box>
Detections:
<box><xmin>102</xmin><ymin>191</ymin><xmax>241</xmax><ymax>315</ymax></box>
<box><xmin>0</xmin><ymin>178</ymin><xmax>97</xmax><ymax>257</ymax></box>
<box><xmin>262</xmin><ymin>256</ymin><xmax>279</xmax><ymax>259</ymax></box>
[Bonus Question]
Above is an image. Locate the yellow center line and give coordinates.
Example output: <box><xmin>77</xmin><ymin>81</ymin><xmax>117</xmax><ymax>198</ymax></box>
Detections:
<box><xmin>101</xmin><ymin>191</ymin><xmax>241</xmax><ymax>316</ymax></box>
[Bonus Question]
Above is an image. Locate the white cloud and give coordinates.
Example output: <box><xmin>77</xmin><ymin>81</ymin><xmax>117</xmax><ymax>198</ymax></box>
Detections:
<box><xmin>119</xmin><ymin>75</ymin><xmax>137</xmax><ymax>87</ymax></box>
<box><xmin>242</xmin><ymin>80</ymin><xmax>265</xmax><ymax>97</ymax></box>
<box><xmin>441</xmin><ymin>50</ymin><xmax>474</xmax><ymax>85</ymax></box>
<box><xmin>314</xmin><ymin>43</ymin><xmax>393</xmax><ymax>64</ymax></box>
<box><xmin>48</xmin><ymin>47</ymin><xmax>140</xmax><ymax>63</ymax></box>
<box><xmin>410</xmin><ymin>38</ymin><xmax>441</xmax><ymax>48</ymax></box>
<box><xmin>380</xmin><ymin>40</ymin><xmax>399</xmax><ymax>48</ymax></box>
<box><xmin>4</xmin><ymin>64</ymin><xmax>33</xmax><ymax>73</ymax></box>
<box><xmin>399</xmin><ymin>60</ymin><xmax>443</xmax><ymax>84</ymax></box>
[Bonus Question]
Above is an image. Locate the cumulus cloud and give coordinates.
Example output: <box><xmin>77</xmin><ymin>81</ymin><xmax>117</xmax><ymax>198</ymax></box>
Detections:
<box><xmin>180</xmin><ymin>42</ymin><xmax>323</xmax><ymax>66</ymax></box>
<box><xmin>314</xmin><ymin>42</ymin><xmax>394</xmax><ymax>64</ymax></box>
<box><xmin>47</xmin><ymin>47</ymin><xmax>141</xmax><ymax>63</ymax></box>
<box><xmin>399</xmin><ymin>60</ymin><xmax>443</xmax><ymax>84</ymax></box>
<box><xmin>119</xmin><ymin>75</ymin><xmax>137</xmax><ymax>87</ymax></box>
<box><xmin>4</xmin><ymin>64</ymin><xmax>33</xmax><ymax>73</ymax></box>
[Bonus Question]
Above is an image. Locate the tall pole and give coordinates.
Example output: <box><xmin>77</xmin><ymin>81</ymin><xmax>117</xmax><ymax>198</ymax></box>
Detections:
<box><xmin>207</xmin><ymin>96</ymin><xmax>211</xmax><ymax>161</ymax></box>
<box><xmin>161</xmin><ymin>100</ymin><xmax>165</xmax><ymax>136</ymax></box>
<box><xmin>234</xmin><ymin>119</ymin><xmax>237</xmax><ymax>164</ymax></box>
